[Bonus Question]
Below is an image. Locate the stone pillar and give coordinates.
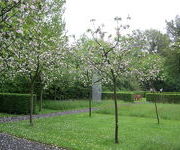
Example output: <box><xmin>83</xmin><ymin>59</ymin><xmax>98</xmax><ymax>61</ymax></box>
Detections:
<box><xmin>92</xmin><ymin>73</ymin><xmax>102</xmax><ymax>102</ymax></box>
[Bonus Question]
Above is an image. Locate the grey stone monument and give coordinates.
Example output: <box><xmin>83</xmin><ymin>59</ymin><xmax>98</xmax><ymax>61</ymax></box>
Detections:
<box><xmin>92</xmin><ymin>73</ymin><xmax>102</xmax><ymax>102</ymax></box>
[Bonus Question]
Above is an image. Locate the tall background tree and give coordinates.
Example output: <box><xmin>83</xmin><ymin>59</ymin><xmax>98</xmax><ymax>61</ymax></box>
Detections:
<box><xmin>163</xmin><ymin>15</ymin><xmax>180</xmax><ymax>91</ymax></box>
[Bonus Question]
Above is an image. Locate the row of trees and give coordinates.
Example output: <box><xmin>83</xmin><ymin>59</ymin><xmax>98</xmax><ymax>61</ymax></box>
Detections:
<box><xmin>1</xmin><ymin>0</ymin><xmax>180</xmax><ymax>144</ymax></box>
<box><xmin>73</xmin><ymin>16</ymin><xmax>180</xmax><ymax>143</ymax></box>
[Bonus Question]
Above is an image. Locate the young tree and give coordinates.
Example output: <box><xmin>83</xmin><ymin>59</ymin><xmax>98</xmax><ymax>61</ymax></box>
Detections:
<box><xmin>69</xmin><ymin>35</ymin><xmax>92</xmax><ymax>117</ymax></box>
<box><xmin>5</xmin><ymin>0</ymin><xmax>66</xmax><ymax>125</ymax></box>
<box><xmin>133</xmin><ymin>53</ymin><xmax>165</xmax><ymax>124</ymax></box>
<box><xmin>79</xmin><ymin>17</ymin><xmax>134</xmax><ymax>143</ymax></box>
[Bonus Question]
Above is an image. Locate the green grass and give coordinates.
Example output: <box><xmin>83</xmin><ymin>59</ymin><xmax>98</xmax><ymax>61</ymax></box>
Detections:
<box><xmin>1</xmin><ymin>100</ymin><xmax>180</xmax><ymax>150</ymax></box>
<box><xmin>0</xmin><ymin>100</ymin><xmax>110</xmax><ymax>117</ymax></box>
<box><xmin>0</xmin><ymin>113</ymin><xmax>18</xmax><ymax>118</ymax></box>
<box><xmin>43</xmin><ymin>100</ymin><xmax>113</xmax><ymax>111</ymax></box>
<box><xmin>43</xmin><ymin>100</ymin><xmax>91</xmax><ymax>110</ymax></box>
<box><xmin>96</xmin><ymin>102</ymin><xmax>180</xmax><ymax>120</ymax></box>
<box><xmin>0</xmin><ymin>114</ymin><xmax>180</xmax><ymax>150</ymax></box>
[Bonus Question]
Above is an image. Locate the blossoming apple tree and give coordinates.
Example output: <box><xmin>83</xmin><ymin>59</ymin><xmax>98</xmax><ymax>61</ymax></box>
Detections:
<box><xmin>1</xmin><ymin>0</ymin><xmax>66</xmax><ymax>125</ymax></box>
<box><xmin>79</xmin><ymin>17</ymin><xmax>135</xmax><ymax>143</ymax></box>
<box><xmin>133</xmin><ymin>53</ymin><xmax>165</xmax><ymax>124</ymax></box>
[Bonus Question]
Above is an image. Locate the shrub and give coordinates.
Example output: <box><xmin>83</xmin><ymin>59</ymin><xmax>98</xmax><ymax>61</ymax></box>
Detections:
<box><xmin>146</xmin><ymin>93</ymin><xmax>180</xmax><ymax>103</ymax></box>
<box><xmin>0</xmin><ymin>93</ymin><xmax>36</xmax><ymax>114</ymax></box>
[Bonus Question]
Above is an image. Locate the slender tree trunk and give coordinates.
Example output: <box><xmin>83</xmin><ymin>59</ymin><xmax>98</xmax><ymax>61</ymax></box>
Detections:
<box><xmin>30</xmin><ymin>84</ymin><xmax>34</xmax><ymax>126</ymax></box>
<box><xmin>54</xmin><ymin>86</ymin><xmax>57</xmax><ymax>100</ymax></box>
<box><xmin>87</xmin><ymin>70</ymin><xmax>92</xmax><ymax>117</ymax></box>
<box><xmin>89</xmin><ymin>85</ymin><xmax>92</xmax><ymax>117</ymax></box>
<box><xmin>89</xmin><ymin>98</ymin><xmax>91</xmax><ymax>117</ymax></box>
<box><xmin>154</xmin><ymin>96</ymin><xmax>160</xmax><ymax>124</ymax></box>
<box><xmin>87</xmin><ymin>85</ymin><xmax>91</xmax><ymax>117</ymax></box>
<box><xmin>113</xmin><ymin>77</ymin><xmax>119</xmax><ymax>144</ymax></box>
<box><xmin>39</xmin><ymin>86</ymin><xmax>43</xmax><ymax>112</ymax></box>
<box><xmin>150</xmin><ymin>82</ymin><xmax>160</xmax><ymax>125</ymax></box>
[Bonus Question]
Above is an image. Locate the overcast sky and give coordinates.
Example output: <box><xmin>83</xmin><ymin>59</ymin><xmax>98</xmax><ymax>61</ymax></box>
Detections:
<box><xmin>64</xmin><ymin>0</ymin><xmax>180</xmax><ymax>37</ymax></box>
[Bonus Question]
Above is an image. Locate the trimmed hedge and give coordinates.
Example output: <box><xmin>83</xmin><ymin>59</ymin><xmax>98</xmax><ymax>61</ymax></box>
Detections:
<box><xmin>0</xmin><ymin>93</ymin><xmax>36</xmax><ymax>114</ymax></box>
<box><xmin>132</xmin><ymin>91</ymin><xmax>147</xmax><ymax>97</ymax></box>
<box><xmin>102</xmin><ymin>92</ymin><xmax>134</xmax><ymax>101</ymax></box>
<box><xmin>146</xmin><ymin>93</ymin><xmax>180</xmax><ymax>104</ymax></box>
<box><xmin>102</xmin><ymin>91</ymin><xmax>148</xmax><ymax>101</ymax></box>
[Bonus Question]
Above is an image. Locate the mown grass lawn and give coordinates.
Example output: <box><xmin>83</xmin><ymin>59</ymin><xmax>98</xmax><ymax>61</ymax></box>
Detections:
<box><xmin>1</xmin><ymin>101</ymin><xmax>180</xmax><ymax>150</ymax></box>
<box><xmin>43</xmin><ymin>100</ymin><xmax>110</xmax><ymax>110</ymax></box>
<box><xmin>1</xmin><ymin>113</ymin><xmax>180</xmax><ymax>150</ymax></box>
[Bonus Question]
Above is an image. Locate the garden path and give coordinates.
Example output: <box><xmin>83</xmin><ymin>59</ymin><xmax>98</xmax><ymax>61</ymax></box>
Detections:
<box><xmin>0</xmin><ymin>108</ymin><xmax>97</xmax><ymax>123</ymax></box>
<box><xmin>0</xmin><ymin>133</ymin><xmax>67</xmax><ymax>150</ymax></box>
<box><xmin>0</xmin><ymin>108</ymin><xmax>98</xmax><ymax>150</ymax></box>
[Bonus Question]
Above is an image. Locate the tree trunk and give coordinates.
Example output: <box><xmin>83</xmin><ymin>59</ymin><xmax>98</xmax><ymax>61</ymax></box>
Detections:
<box><xmin>154</xmin><ymin>97</ymin><xmax>160</xmax><ymax>124</ymax></box>
<box><xmin>88</xmin><ymin>85</ymin><xmax>92</xmax><ymax>117</ymax></box>
<box><xmin>89</xmin><ymin>98</ymin><xmax>91</xmax><ymax>117</ymax></box>
<box><xmin>113</xmin><ymin>77</ymin><xmax>119</xmax><ymax>144</ymax></box>
<box><xmin>39</xmin><ymin>86</ymin><xmax>43</xmax><ymax>112</ymax></box>
<box><xmin>54</xmin><ymin>86</ymin><xmax>57</xmax><ymax>100</ymax></box>
<box><xmin>150</xmin><ymin>83</ymin><xmax>160</xmax><ymax>125</ymax></box>
<box><xmin>30</xmin><ymin>84</ymin><xmax>34</xmax><ymax>126</ymax></box>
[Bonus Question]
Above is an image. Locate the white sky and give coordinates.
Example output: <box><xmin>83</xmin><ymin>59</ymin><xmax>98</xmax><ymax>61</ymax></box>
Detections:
<box><xmin>64</xmin><ymin>0</ymin><xmax>180</xmax><ymax>37</ymax></box>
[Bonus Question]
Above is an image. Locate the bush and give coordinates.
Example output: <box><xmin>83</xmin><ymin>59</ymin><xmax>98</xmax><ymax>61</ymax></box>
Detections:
<box><xmin>0</xmin><ymin>93</ymin><xmax>36</xmax><ymax>114</ymax></box>
<box><xmin>102</xmin><ymin>92</ymin><xmax>134</xmax><ymax>101</ymax></box>
<box><xmin>146</xmin><ymin>93</ymin><xmax>180</xmax><ymax>103</ymax></box>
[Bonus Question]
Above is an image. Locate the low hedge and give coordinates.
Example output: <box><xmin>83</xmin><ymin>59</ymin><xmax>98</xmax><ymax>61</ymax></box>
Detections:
<box><xmin>102</xmin><ymin>92</ymin><xmax>134</xmax><ymax>101</ymax></box>
<box><xmin>132</xmin><ymin>91</ymin><xmax>147</xmax><ymax>97</ymax></box>
<box><xmin>0</xmin><ymin>93</ymin><xmax>36</xmax><ymax>114</ymax></box>
<box><xmin>102</xmin><ymin>91</ymin><xmax>148</xmax><ymax>101</ymax></box>
<box><xmin>146</xmin><ymin>93</ymin><xmax>180</xmax><ymax>103</ymax></box>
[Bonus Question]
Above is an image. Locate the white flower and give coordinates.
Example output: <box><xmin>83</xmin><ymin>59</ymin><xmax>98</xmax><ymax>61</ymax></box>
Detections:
<box><xmin>30</xmin><ymin>5</ymin><xmax>36</xmax><ymax>9</ymax></box>
<box><xmin>16</xmin><ymin>29</ymin><xmax>23</xmax><ymax>34</ymax></box>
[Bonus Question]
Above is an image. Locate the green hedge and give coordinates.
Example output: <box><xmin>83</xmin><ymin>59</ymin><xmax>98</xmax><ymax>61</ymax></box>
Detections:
<box><xmin>102</xmin><ymin>92</ymin><xmax>134</xmax><ymax>101</ymax></box>
<box><xmin>132</xmin><ymin>91</ymin><xmax>147</xmax><ymax>97</ymax></box>
<box><xmin>161</xmin><ymin>92</ymin><xmax>180</xmax><ymax>94</ymax></box>
<box><xmin>0</xmin><ymin>93</ymin><xmax>36</xmax><ymax>114</ymax></box>
<box><xmin>102</xmin><ymin>91</ymin><xmax>148</xmax><ymax>101</ymax></box>
<box><xmin>146</xmin><ymin>93</ymin><xmax>180</xmax><ymax>103</ymax></box>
